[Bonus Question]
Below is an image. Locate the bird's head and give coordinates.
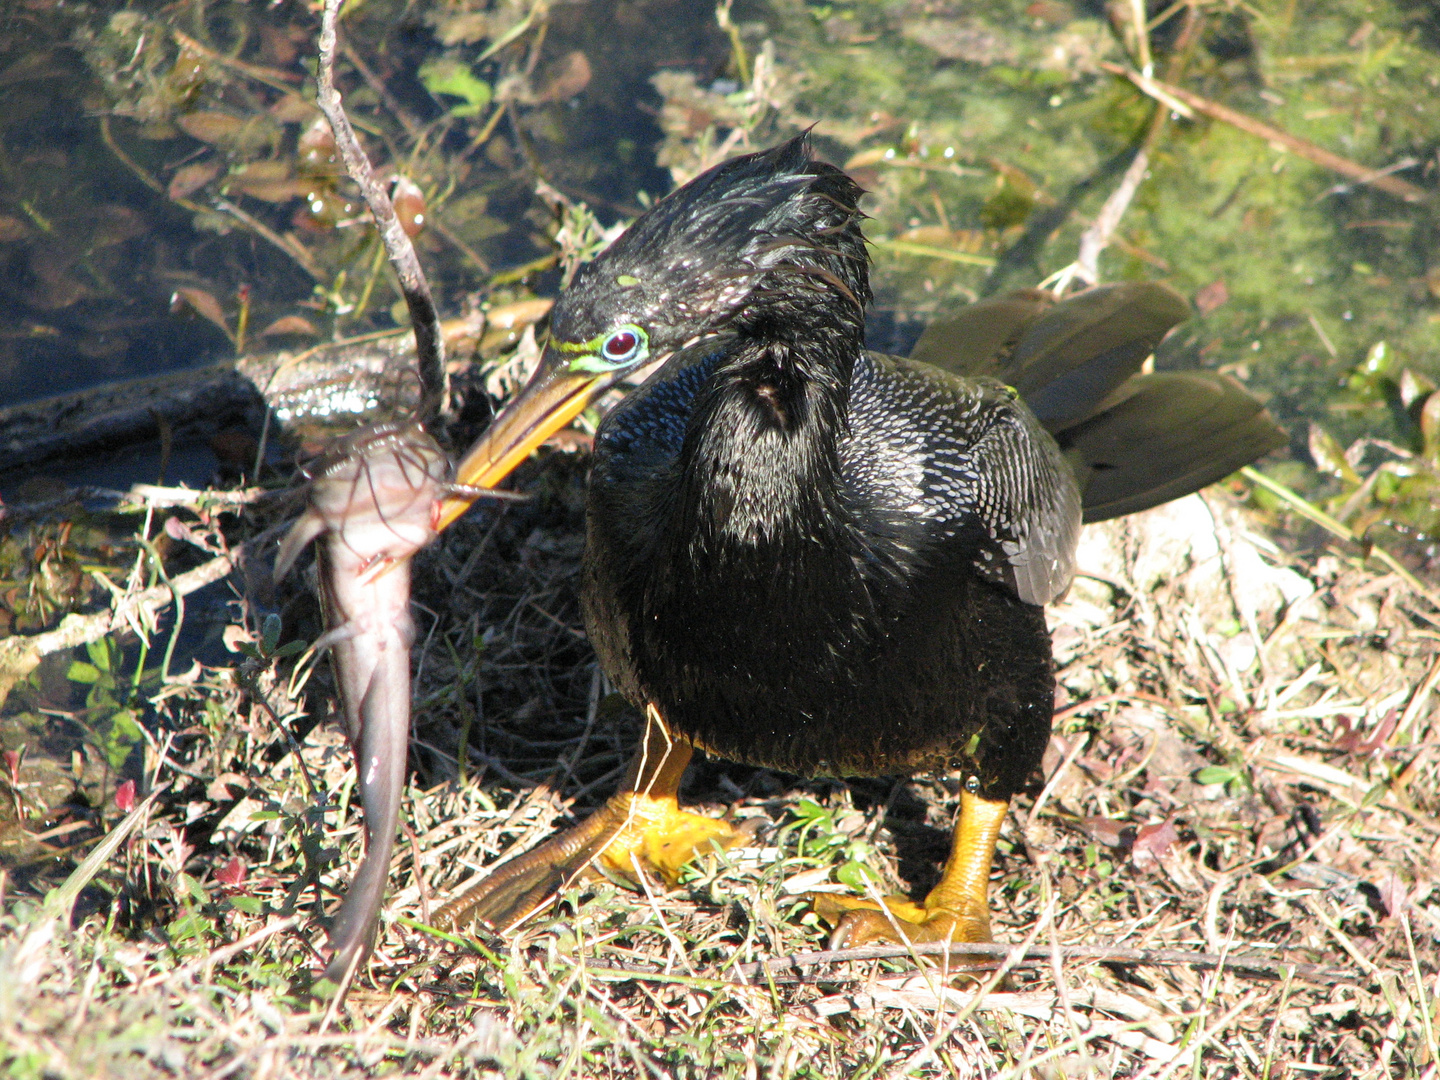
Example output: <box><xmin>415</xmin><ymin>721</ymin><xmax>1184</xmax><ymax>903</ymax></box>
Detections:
<box><xmin>439</xmin><ymin>135</ymin><xmax>869</xmax><ymax>525</ymax></box>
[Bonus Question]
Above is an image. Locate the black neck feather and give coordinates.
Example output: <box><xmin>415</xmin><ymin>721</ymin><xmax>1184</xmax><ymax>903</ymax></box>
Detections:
<box><xmin>676</xmin><ymin>310</ymin><xmax>856</xmax><ymax>551</ymax></box>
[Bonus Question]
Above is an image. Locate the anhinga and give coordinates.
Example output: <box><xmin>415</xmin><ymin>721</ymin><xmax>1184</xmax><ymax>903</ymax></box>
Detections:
<box><xmin>429</xmin><ymin>136</ymin><xmax>1284</xmax><ymax>950</ymax></box>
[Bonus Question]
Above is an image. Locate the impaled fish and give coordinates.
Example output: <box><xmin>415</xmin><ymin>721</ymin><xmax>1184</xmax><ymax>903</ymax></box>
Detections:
<box><xmin>274</xmin><ymin>421</ymin><xmax>448</xmax><ymax>984</ymax></box>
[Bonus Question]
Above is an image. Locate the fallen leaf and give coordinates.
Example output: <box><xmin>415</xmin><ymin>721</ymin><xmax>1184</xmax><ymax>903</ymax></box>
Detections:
<box><xmin>268</xmin><ymin>95</ymin><xmax>316</xmax><ymax>124</ymax></box>
<box><xmin>1333</xmin><ymin>710</ymin><xmax>1398</xmax><ymax>757</ymax></box>
<box><xmin>258</xmin><ymin>314</ymin><xmax>319</xmax><ymax>337</ymax></box>
<box><xmin>206</xmin><ymin>772</ymin><xmax>248</xmax><ymax>802</ymax></box>
<box><xmin>1131</xmin><ymin>816</ymin><xmax>1180</xmax><ymax>870</ymax></box>
<box><xmin>1081</xmin><ymin>815</ymin><xmax>1134</xmax><ymax>850</ymax></box>
<box><xmin>176</xmin><ymin>111</ymin><xmax>245</xmax><ymax>144</ymax></box>
<box><xmin>486</xmin><ymin>297</ymin><xmax>554</xmax><ymax>330</ymax></box>
<box><xmin>228</xmin><ymin>177</ymin><xmax>312</xmax><ymax>203</ymax></box>
<box><xmin>536</xmin><ymin>50</ymin><xmax>591</xmax><ymax>103</ymax></box>
<box><xmin>214</xmin><ymin>856</ymin><xmax>246</xmax><ymax>887</ymax></box>
<box><xmin>168</xmin><ymin>160</ymin><xmax>221</xmax><ymax>201</ymax></box>
<box><xmin>227</xmin><ymin>161</ymin><xmax>310</xmax><ymax>204</ymax></box>
<box><xmin>171</xmin><ymin>287</ymin><xmax>233</xmax><ymax>341</ymax></box>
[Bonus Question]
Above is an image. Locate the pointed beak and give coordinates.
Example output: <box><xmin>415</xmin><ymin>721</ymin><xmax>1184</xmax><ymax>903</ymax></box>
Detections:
<box><xmin>435</xmin><ymin>346</ymin><xmax>628</xmax><ymax>530</ymax></box>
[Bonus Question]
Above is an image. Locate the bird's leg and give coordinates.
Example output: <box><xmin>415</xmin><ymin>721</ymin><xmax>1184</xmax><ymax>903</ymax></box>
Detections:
<box><xmin>817</xmin><ymin>789</ymin><xmax>1009</xmax><ymax>955</ymax></box>
<box><xmin>433</xmin><ymin>706</ymin><xmax>748</xmax><ymax>933</ymax></box>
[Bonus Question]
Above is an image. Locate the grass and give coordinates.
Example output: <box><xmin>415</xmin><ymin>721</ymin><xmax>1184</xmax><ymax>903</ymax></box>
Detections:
<box><xmin>1</xmin><ymin>454</ymin><xmax>1438</xmax><ymax>1078</ymax></box>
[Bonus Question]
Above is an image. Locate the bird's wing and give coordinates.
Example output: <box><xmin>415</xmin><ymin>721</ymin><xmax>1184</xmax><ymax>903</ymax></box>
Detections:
<box><xmin>914</xmin><ymin>283</ymin><xmax>1191</xmax><ymax>431</ymax></box>
<box><xmin>847</xmin><ymin>354</ymin><xmax>1081</xmax><ymax>607</ymax></box>
<box><xmin>907</xmin><ymin>288</ymin><xmax>1055</xmax><ymax>378</ymax></box>
<box><xmin>907</xmin><ymin>283</ymin><xmax>1283</xmax><ymax>523</ymax></box>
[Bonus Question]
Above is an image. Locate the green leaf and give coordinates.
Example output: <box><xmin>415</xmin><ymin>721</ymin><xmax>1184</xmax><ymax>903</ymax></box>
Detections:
<box><xmin>248</xmin><ymin>809</ymin><xmax>283</xmax><ymax>822</ymax></box>
<box><xmin>260</xmin><ymin>612</ymin><xmax>283</xmax><ymax>656</ymax></box>
<box><xmin>66</xmin><ymin>661</ymin><xmax>102</xmax><ymax>684</ymax></box>
<box><xmin>1361</xmin><ymin>781</ymin><xmax>1389</xmax><ymax>808</ymax></box>
<box><xmin>178</xmin><ymin>872</ymin><xmax>209</xmax><ymax>905</ymax></box>
<box><xmin>1308</xmin><ymin>423</ymin><xmax>1360</xmax><ymax>485</ymax></box>
<box><xmin>419</xmin><ymin>58</ymin><xmax>492</xmax><ymax>117</ymax></box>
<box><xmin>227</xmin><ymin>894</ymin><xmax>264</xmax><ymax>915</ymax></box>
<box><xmin>794</xmin><ymin>799</ymin><xmax>830</xmax><ymax>823</ymax></box>
<box><xmin>271</xmin><ymin>639</ymin><xmax>309</xmax><ymax>660</ymax></box>
<box><xmin>102</xmin><ymin>709</ymin><xmax>144</xmax><ymax>770</ymax></box>
<box><xmin>86</xmin><ymin>637</ymin><xmax>112</xmax><ymax>672</ymax></box>
<box><xmin>168</xmin><ymin>911</ymin><xmax>214</xmax><ymax>947</ymax></box>
<box><xmin>835</xmin><ymin>860</ymin><xmax>879</xmax><ymax>892</ymax></box>
<box><xmin>1195</xmin><ymin>765</ymin><xmax>1239</xmax><ymax>786</ymax></box>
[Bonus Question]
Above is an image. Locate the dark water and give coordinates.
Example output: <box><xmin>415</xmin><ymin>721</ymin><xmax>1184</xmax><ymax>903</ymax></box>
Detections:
<box><xmin>2</xmin><ymin>0</ymin><xmax>1439</xmax><ymax>533</ymax></box>
<box><xmin>0</xmin><ymin>0</ymin><xmax>722</xmax><ymax>409</ymax></box>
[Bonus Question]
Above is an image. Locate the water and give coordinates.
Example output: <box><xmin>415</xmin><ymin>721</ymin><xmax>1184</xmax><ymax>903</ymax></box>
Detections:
<box><xmin>2</xmin><ymin>0</ymin><xmax>1438</xmax><ymax>542</ymax></box>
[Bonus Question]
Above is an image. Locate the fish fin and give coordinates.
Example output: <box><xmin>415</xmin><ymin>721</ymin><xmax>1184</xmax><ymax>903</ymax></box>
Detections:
<box><xmin>274</xmin><ymin>510</ymin><xmax>327</xmax><ymax>580</ymax></box>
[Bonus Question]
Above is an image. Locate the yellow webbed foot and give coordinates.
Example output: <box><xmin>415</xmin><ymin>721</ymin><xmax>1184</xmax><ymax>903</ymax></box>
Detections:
<box><xmin>815</xmin><ymin>891</ymin><xmax>992</xmax><ymax>950</ymax></box>
<box><xmin>813</xmin><ymin>789</ymin><xmax>1010</xmax><ymax>969</ymax></box>
<box><xmin>434</xmin><ymin>707</ymin><xmax>750</xmax><ymax>933</ymax></box>
<box><xmin>590</xmin><ymin>791</ymin><xmax>749</xmax><ymax>888</ymax></box>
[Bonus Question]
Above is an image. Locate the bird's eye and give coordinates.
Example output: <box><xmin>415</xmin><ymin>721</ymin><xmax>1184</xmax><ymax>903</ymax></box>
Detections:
<box><xmin>601</xmin><ymin>326</ymin><xmax>644</xmax><ymax>363</ymax></box>
<box><xmin>567</xmin><ymin>324</ymin><xmax>648</xmax><ymax>375</ymax></box>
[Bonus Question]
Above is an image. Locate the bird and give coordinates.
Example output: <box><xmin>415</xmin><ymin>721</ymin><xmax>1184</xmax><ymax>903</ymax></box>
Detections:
<box><xmin>427</xmin><ymin>135</ymin><xmax>1285</xmax><ymax>953</ymax></box>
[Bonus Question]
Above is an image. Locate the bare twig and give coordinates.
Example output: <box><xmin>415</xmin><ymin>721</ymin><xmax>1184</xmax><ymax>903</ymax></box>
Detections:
<box><xmin>212</xmin><ymin>198</ymin><xmax>322</xmax><ymax>280</ymax></box>
<box><xmin>732</xmin><ymin>941</ymin><xmax>1354</xmax><ymax>983</ymax></box>
<box><xmin>0</xmin><ymin>483</ymin><xmax>266</xmax><ymax>525</ymax></box>
<box><xmin>340</xmin><ymin>39</ymin><xmax>422</xmax><ymax>140</ymax></box>
<box><xmin>171</xmin><ymin>29</ymin><xmax>303</xmax><ymax>93</ymax></box>
<box><xmin>0</xmin><ymin>551</ymin><xmax>238</xmax><ymax>702</ymax></box>
<box><xmin>1047</xmin><ymin>6</ymin><xmax>1203</xmax><ymax>293</ymax></box>
<box><xmin>1105</xmin><ymin>63</ymin><xmax>1430</xmax><ymax>204</ymax></box>
<box><xmin>315</xmin><ymin>0</ymin><xmax>447</xmax><ymax>420</ymax></box>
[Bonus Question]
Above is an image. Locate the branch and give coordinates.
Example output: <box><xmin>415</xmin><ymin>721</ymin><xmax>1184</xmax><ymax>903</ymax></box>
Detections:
<box><xmin>315</xmin><ymin>0</ymin><xmax>446</xmax><ymax>420</ymax></box>
<box><xmin>1046</xmin><ymin>7</ymin><xmax>1204</xmax><ymax>293</ymax></box>
<box><xmin>1105</xmin><ymin>63</ymin><xmax>1429</xmax><ymax>204</ymax></box>
<box><xmin>0</xmin><ymin>551</ymin><xmax>238</xmax><ymax>704</ymax></box>
<box><xmin>732</xmin><ymin>940</ymin><xmax>1355</xmax><ymax>984</ymax></box>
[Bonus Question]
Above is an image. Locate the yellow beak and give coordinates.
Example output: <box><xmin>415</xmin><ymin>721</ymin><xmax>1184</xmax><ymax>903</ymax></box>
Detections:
<box><xmin>435</xmin><ymin>352</ymin><xmax>619</xmax><ymax>530</ymax></box>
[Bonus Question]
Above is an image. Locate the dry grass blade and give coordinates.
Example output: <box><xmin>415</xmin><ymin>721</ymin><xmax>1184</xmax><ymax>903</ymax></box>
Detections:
<box><xmin>40</xmin><ymin>785</ymin><xmax>168</xmax><ymax>924</ymax></box>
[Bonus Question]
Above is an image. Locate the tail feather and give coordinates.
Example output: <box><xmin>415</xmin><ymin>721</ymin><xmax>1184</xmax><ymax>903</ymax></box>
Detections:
<box><xmin>908</xmin><ymin>288</ymin><xmax>1055</xmax><ymax>377</ymax></box>
<box><xmin>1002</xmin><ymin>284</ymin><xmax>1191</xmax><ymax>429</ymax></box>
<box><xmin>1059</xmin><ymin>372</ymin><xmax>1288</xmax><ymax>522</ymax></box>
<box><xmin>910</xmin><ymin>283</ymin><xmax>1286</xmax><ymax>521</ymax></box>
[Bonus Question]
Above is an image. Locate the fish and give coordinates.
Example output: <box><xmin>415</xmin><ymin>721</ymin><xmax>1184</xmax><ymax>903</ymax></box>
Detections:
<box><xmin>274</xmin><ymin>420</ymin><xmax>448</xmax><ymax>985</ymax></box>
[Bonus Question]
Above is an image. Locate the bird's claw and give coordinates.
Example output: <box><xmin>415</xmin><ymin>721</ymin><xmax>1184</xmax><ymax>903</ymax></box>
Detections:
<box><xmin>434</xmin><ymin>792</ymin><xmax>754</xmax><ymax>933</ymax></box>
<box><xmin>812</xmin><ymin>891</ymin><xmax>1002</xmax><ymax>981</ymax></box>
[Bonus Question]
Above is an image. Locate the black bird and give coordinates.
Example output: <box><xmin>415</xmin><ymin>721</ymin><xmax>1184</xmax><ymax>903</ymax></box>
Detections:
<box><xmin>430</xmin><ymin>136</ymin><xmax>1284</xmax><ymax>950</ymax></box>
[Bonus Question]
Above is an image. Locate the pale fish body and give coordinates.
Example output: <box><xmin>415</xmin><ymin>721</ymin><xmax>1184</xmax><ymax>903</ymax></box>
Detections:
<box><xmin>275</xmin><ymin>422</ymin><xmax>447</xmax><ymax>983</ymax></box>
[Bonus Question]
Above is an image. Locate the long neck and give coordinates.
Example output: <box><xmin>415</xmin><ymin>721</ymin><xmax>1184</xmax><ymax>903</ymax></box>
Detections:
<box><xmin>676</xmin><ymin>319</ymin><xmax>855</xmax><ymax>550</ymax></box>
